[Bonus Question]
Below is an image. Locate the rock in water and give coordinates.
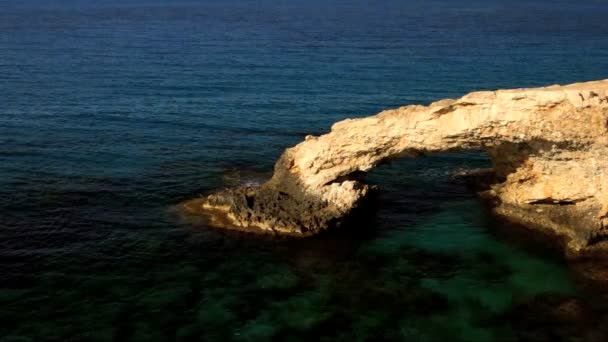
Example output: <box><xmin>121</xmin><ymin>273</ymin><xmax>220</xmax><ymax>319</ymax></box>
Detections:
<box><xmin>187</xmin><ymin>80</ymin><xmax>608</xmax><ymax>255</ymax></box>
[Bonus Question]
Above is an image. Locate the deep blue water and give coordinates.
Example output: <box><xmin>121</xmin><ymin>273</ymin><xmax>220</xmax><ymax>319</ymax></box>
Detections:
<box><xmin>2</xmin><ymin>0</ymin><xmax>608</xmax><ymax>341</ymax></box>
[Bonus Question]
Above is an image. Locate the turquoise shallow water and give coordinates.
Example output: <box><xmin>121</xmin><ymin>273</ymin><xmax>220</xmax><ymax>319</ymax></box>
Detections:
<box><xmin>2</xmin><ymin>0</ymin><xmax>608</xmax><ymax>340</ymax></box>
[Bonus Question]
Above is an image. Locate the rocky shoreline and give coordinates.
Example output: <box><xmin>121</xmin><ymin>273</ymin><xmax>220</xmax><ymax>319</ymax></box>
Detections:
<box><xmin>183</xmin><ymin>80</ymin><xmax>608</xmax><ymax>258</ymax></box>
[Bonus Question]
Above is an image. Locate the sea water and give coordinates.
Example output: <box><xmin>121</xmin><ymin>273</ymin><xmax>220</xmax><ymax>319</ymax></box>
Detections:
<box><xmin>2</xmin><ymin>0</ymin><xmax>608</xmax><ymax>340</ymax></box>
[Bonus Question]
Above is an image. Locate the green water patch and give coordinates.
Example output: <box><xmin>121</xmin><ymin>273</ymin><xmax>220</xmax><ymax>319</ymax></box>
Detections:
<box><xmin>360</xmin><ymin>199</ymin><xmax>577</xmax><ymax>341</ymax></box>
<box><xmin>0</xmin><ymin>198</ymin><xmax>595</xmax><ymax>341</ymax></box>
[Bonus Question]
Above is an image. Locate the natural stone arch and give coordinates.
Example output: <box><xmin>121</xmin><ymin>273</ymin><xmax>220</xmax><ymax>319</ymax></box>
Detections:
<box><xmin>184</xmin><ymin>80</ymin><xmax>608</xmax><ymax>256</ymax></box>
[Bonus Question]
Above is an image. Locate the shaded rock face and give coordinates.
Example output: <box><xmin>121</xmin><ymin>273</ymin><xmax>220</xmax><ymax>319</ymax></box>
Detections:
<box><xmin>186</xmin><ymin>80</ymin><xmax>608</xmax><ymax>255</ymax></box>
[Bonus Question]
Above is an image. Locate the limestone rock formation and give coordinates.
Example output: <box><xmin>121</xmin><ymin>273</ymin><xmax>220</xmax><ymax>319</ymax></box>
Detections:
<box><xmin>184</xmin><ymin>80</ymin><xmax>608</xmax><ymax>256</ymax></box>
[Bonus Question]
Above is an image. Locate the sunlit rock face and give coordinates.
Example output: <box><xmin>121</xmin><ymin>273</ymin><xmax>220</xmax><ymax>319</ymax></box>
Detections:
<box><xmin>186</xmin><ymin>80</ymin><xmax>608</xmax><ymax>255</ymax></box>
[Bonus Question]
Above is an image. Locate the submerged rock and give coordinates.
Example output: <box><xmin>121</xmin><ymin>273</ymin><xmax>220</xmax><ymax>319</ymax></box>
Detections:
<box><xmin>185</xmin><ymin>80</ymin><xmax>608</xmax><ymax>256</ymax></box>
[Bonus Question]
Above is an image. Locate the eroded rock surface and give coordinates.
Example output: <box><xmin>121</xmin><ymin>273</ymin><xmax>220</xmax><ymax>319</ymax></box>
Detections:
<box><xmin>185</xmin><ymin>80</ymin><xmax>608</xmax><ymax>255</ymax></box>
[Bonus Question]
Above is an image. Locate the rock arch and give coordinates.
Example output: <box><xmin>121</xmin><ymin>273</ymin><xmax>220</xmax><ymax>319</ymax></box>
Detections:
<box><xmin>185</xmin><ymin>80</ymin><xmax>608</xmax><ymax>255</ymax></box>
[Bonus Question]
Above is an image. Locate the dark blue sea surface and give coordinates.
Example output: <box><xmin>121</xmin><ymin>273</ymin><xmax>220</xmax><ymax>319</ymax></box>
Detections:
<box><xmin>2</xmin><ymin>0</ymin><xmax>608</xmax><ymax>340</ymax></box>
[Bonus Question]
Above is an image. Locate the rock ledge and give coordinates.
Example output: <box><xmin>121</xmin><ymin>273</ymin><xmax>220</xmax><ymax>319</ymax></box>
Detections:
<box><xmin>183</xmin><ymin>80</ymin><xmax>608</xmax><ymax>256</ymax></box>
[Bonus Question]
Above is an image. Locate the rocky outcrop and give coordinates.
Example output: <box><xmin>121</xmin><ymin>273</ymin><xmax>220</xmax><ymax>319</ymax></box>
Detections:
<box><xmin>184</xmin><ymin>80</ymin><xmax>608</xmax><ymax>256</ymax></box>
